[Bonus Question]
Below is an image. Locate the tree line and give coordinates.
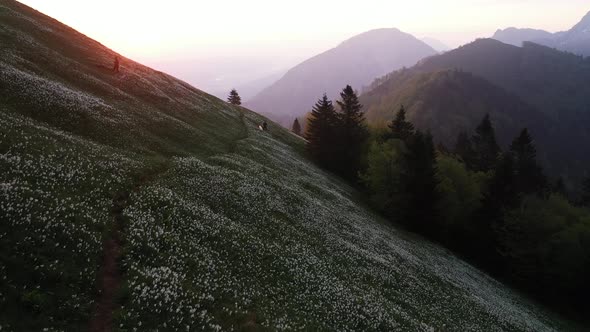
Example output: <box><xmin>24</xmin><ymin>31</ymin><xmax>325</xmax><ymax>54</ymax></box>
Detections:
<box><xmin>304</xmin><ymin>85</ymin><xmax>369</xmax><ymax>181</ymax></box>
<box><xmin>304</xmin><ymin>91</ymin><xmax>590</xmax><ymax>319</ymax></box>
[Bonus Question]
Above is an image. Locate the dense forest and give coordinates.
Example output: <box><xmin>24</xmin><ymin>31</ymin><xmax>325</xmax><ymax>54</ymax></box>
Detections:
<box><xmin>361</xmin><ymin>39</ymin><xmax>590</xmax><ymax>185</ymax></box>
<box><xmin>306</xmin><ymin>88</ymin><xmax>590</xmax><ymax>319</ymax></box>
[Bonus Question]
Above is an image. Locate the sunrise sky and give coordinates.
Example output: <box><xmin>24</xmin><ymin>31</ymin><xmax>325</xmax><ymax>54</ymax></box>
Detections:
<box><xmin>16</xmin><ymin>0</ymin><xmax>590</xmax><ymax>95</ymax></box>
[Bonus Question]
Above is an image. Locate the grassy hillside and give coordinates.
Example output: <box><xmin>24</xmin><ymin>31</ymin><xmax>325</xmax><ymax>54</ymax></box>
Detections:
<box><xmin>0</xmin><ymin>1</ymin><xmax>581</xmax><ymax>331</ymax></box>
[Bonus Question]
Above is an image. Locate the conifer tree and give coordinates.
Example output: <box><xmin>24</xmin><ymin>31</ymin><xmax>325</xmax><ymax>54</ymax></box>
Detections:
<box><xmin>472</xmin><ymin>114</ymin><xmax>500</xmax><ymax>172</ymax></box>
<box><xmin>476</xmin><ymin>152</ymin><xmax>519</xmax><ymax>269</ymax></box>
<box><xmin>454</xmin><ymin>131</ymin><xmax>475</xmax><ymax>169</ymax></box>
<box><xmin>227</xmin><ymin>89</ymin><xmax>241</xmax><ymax>105</ymax></box>
<box><xmin>509</xmin><ymin>128</ymin><xmax>546</xmax><ymax>195</ymax></box>
<box><xmin>552</xmin><ymin>177</ymin><xmax>567</xmax><ymax>197</ymax></box>
<box><xmin>292</xmin><ymin>118</ymin><xmax>302</xmax><ymax>136</ymax></box>
<box><xmin>388</xmin><ymin>105</ymin><xmax>415</xmax><ymax>141</ymax></box>
<box><xmin>335</xmin><ymin>85</ymin><xmax>368</xmax><ymax>179</ymax></box>
<box><xmin>305</xmin><ymin>94</ymin><xmax>337</xmax><ymax>168</ymax></box>
<box><xmin>581</xmin><ymin>177</ymin><xmax>590</xmax><ymax>207</ymax></box>
<box><xmin>483</xmin><ymin>153</ymin><xmax>520</xmax><ymax>213</ymax></box>
<box><xmin>403</xmin><ymin>130</ymin><xmax>439</xmax><ymax>233</ymax></box>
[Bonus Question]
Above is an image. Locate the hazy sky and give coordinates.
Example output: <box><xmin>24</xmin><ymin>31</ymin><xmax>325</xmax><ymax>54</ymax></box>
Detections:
<box><xmin>16</xmin><ymin>0</ymin><xmax>590</xmax><ymax>95</ymax></box>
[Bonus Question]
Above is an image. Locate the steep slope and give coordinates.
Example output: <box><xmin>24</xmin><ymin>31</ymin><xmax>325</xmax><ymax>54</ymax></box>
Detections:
<box><xmin>364</xmin><ymin>38</ymin><xmax>590</xmax><ymax>179</ymax></box>
<box><xmin>492</xmin><ymin>10</ymin><xmax>590</xmax><ymax>56</ymax></box>
<box><xmin>492</xmin><ymin>27</ymin><xmax>553</xmax><ymax>47</ymax></box>
<box><xmin>245</xmin><ymin>29</ymin><xmax>437</xmax><ymax>124</ymax></box>
<box><xmin>0</xmin><ymin>1</ymin><xmax>580</xmax><ymax>331</ymax></box>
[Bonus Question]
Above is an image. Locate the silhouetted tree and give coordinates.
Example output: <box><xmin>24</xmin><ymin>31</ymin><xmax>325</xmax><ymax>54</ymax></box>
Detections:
<box><xmin>403</xmin><ymin>130</ymin><xmax>439</xmax><ymax>233</ymax></box>
<box><xmin>509</xmin><ymin>128</ymin><xmax>547</xmax><ymax>195</ymax></box>
<box><xmin>335</xmin><ymin>85</ymin><xmax>369</xmax><ymax>180</ymax></box>
<box><xmin>306</xmin><ymin>94</ymin><xmax>337</xmax><ymax>168</ymax></box>
<box><xmin>454</xmin><ymin>131</ymin><xmax>475</xmax><ymax>169</ymax></box>
<box><xmin>475</xmin><ymin>152</ymin><xmax>519</xmax><ymax>270</ymax></box>
<box><xmin>292</xmin><ymin>118</ymin><xmax>302</xmax><ymax>136</ymax></box>
<box><xmin>227</xmin><ymin>89</ymin><xmax>241</xmax><ymax>105</ymax></box>
<box><xmin>582</xmin><ymin>177</ymin><xmax>590</xmax><ymax>207</ymax></box>
<box><xmin>551</xmin><ymin>177</ymin><xmax>567</xmax><ymax>197</ymax></box>
<box><xmin>472</xmin><ymin>114</ymin><xmax>500</xmax><ymax>172</ymax></box>
<box><xmin>388</xmin><ymin>105</ymin><xmax>414</xmax><ymax>141</ymax></box>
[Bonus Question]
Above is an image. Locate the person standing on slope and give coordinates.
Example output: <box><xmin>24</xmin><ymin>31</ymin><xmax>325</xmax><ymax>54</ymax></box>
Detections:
<box><xmin>113</xmin><ymin>56</ymin><xmax>120</xmax><ymax>73</ymax></box>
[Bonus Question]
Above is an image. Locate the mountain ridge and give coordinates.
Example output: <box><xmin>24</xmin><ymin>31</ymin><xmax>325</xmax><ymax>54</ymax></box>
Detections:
<box><xmin>245</xmin><ymin>28</ymin><xmax>437</xmax><ymax>125</ymax></box>
<box><xmin>362</xmin><ymin>38</ymin><xmax>590</xmax><ymax>180</ymax></box>
<box><xmin>492</xmin><ymin>10</ymin><xmax>590</xmax><ymax>55</ymax></box>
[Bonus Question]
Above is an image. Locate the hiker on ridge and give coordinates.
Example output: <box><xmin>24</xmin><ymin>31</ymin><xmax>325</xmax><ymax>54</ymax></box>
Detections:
<box><xmin>113</xmin><ymin>56</ymin><xmax>120</xmax><ymax>73</ymax></box>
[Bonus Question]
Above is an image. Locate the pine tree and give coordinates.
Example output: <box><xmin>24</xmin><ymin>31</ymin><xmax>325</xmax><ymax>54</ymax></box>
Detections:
<box><xmin>552</xmin><ymin>177</ymin><xmax>567</xmax><ymax>197</ymax></box>
<box><xmin>335</xmin><ymin>85</ymin><xmax>369</xmax><ymax>180</ymax></box>
<box><xmin>403</xmin><ymin>130</ymin><xmax>439</xmax><ymax>233</ymax></box>
<box><xmin>484</xmin><ymin>153</ymin><xmax>520</xmax><ymax>212</ymax></box>
<box><xmin>454</xmin><ymin>131</ymin><xmax>475</xmax><ymax>169</ymax></box>
<box><xmin>472</xmin><ymin>114</ymin><xmax>500</xmax><ymax>172</ymax></box>
<box><xmin>227</xmin><ymin>89</ymin><xmax>241</xmax><ymax>105</ymax></box>
<box><xmin>475</xmin><ymin>152</ymin><xmax>519</xmax><ymax>270</ymax></box>
<box><xmin>388</xmin><ymin>105</ymin><xmax>414</xmax><ymax>141</ymax></box>
<box><xmin>305</xmin><ymin>94</ymin><xmax>337</xmax><ymax>168</ymax></box>
<box><xmin>509</xmin><ymin>128</ymin><xmax>546</xmax><ymax>195</ymax></box>
<box><xmin>581</xmin><ymin>177</ymin><xmax>590</xmax><ymax>207</ymax></box>
<box><xmin>291</xmin><ymin>118</ymin><xmax>302</xmax><ymax>136</ymax></box>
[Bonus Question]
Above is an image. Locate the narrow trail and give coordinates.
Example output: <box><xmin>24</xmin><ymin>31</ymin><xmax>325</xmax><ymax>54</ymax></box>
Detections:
<box><xmin>89</xmin><ymin>163</ymin><xmax>169</xmax><ymax>332</ymax></box>
<box><xmin>229</xmin><ymin>109</ymin><xmax>250</xmax><ymax>153</ymax></box>
<box><xmin>89</xmin><ymin>110</ymin><xmax>247</xmax><ymax>331</ymax></box>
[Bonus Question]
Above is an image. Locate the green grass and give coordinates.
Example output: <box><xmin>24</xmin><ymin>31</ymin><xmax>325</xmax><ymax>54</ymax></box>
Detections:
<box><xmin>0</xmin><ymin>1</ymin><xmax>583</xmax><ymax>331</ymax></box>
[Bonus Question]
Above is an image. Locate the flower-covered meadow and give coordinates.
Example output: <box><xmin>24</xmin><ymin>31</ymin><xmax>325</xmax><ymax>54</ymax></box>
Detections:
<box><xmin>0</xmin><ymin>110</ymin><xmax>141</xmax><ymax>330</ymax></box>
<box><xmin>0</xmin><ymin>1</ymin><xmax>580</xmax><ymax>331</ymax></box>
<box><xmin>113</xmin><ymin>112</ymin><xmax>574</xmax><ymax>331</ymax></box>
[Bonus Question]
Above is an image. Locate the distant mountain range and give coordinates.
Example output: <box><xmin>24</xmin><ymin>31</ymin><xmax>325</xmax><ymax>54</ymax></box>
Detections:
<box><xmin>362</xmin><ymin>38</ymin><xmax>590</xmax><ymax>180</ymax></box>
<box><xmin>245</xmin><ymin>28</ymin><xmax>437</xmax><ymax>125</ymax></box>
<box><xmin>210</xmin><ymin>69</ymin><xmax>287</xmax><ymax>101</ymax></box>
<box><xmin>421</xmin><ymin>37</ymin><xmax>450</xmax><ymax>52</ymax></box>
<box><xmin>491</xmin><ymin>28</ymin><xmax>553</xmax><ymax>47</ymax></box>
<box><xmin>493</xmin><ymin>11</ymin><xmax>590</xmax><ymax>55</ymax></box>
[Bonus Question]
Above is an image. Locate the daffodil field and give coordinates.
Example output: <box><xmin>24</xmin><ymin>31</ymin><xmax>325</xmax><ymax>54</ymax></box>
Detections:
<box><xmin>0</xmin><ymin>1</ymin><xmax>580</xmax><ymax>331</ymax></box>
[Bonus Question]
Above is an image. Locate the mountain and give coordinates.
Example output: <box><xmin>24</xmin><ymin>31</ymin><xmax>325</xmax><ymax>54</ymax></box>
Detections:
<box><xmin>412</xmin><ymin>39</ymin><xmax>590</xmax><ymax>119</ymax></box>
<box><xmin>245</xmin><ymin>28</ymin><xmax>437</xmax><ymax>124</ymax></box>
<box><xmin>492</xmin><ymin>11</ymin><xmax>590</xmax><ymax>55</ymax></box>
<box><xmin>492</xmin><ymin>27</ymin><xmax>553</xmax><ymax>46</ymax></box>
<box><xmin>363</xmin><ymin>39</ymin><xmax>590</xmax><ymax>180</ymax></box>
<box><xmin>540</xmin><ymin>11</ymin><xmax>590</xmax><ymax>56</ymax></box>
<box><xmin>421</xmin><ymin>37</ymin><xmax>450</xmax><ymax>52</ymax></box>
<box><xmin>363</xmin><ymin>69</ymin><xmax>551</xmax><ymax>147</ymax></box>
<box><xmin>0</xmin><ymin>1</ymin><xmax>581</xmax><ymax>331</ymax></box>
